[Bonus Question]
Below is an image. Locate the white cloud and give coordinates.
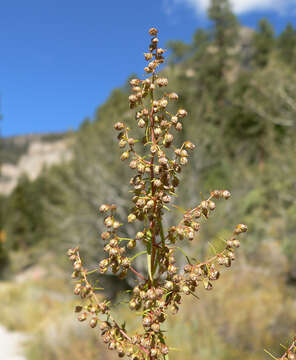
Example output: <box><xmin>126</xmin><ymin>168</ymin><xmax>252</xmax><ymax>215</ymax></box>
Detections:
<box><xmin>172</xmin><ymin>0</ymin><xmax>296</xmax><ymax>15</ymax></box>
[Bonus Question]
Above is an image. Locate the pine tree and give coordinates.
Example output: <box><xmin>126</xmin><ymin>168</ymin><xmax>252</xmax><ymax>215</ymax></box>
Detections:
<box><xmin>278</xmin><ymin>23</ymin><xmax>296</xmax><ymax>66</ymax></box>
<box><xmin>207</xmin><ymin>0</ymin><xmax>238</xmax><ymax>94</ymax></box>
<box><xmin>253</xmin><ymin>19</ymin><xmax>275</xmax><ymax>68</ymax></box>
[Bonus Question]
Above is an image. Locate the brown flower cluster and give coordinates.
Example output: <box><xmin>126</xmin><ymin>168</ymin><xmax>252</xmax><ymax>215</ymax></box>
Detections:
<box><xmin>274</xmin><ymin>338</ymin><xmax>296</xmax><ymax>360</ymax></box>
<box><xmin>68</xmin><ymin>27</ymin><xmax>247</xmax><ymax>359</ymax></box>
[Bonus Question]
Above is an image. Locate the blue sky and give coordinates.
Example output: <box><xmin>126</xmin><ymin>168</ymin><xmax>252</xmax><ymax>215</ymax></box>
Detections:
<box><xmin>1</xmin><ymin>0</ymin><xmax>296</xmax><ymax>137</ymax></box>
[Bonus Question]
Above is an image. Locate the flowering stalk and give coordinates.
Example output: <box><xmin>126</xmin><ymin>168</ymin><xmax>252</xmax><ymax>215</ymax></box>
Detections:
<box><xmin>265</xmin><ymin>338</ymin><xmax>296</xmax><ymax>360</ymax></box>
<box><xmin>279</xmin><ymin>339</ymin><xmax>296</xmax><ymax>360</ymax></box>
<box><xmin>68</xmin><ymin>27</ymin><xmax>247</xmax><ymax>360</ymax></box>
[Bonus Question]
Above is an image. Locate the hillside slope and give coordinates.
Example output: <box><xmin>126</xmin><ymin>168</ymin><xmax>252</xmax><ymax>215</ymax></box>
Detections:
<box><xmin>0</xmin><ymin>133</ymin><xmax>72</xmax><ymax>195</ymax></box>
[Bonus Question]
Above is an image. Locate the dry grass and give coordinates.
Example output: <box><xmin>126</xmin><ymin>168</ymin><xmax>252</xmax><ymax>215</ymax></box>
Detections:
<box><xmin>1</xmin><ymin>245</ymin><xmax>295</xmax><ymax>360</ymax></box>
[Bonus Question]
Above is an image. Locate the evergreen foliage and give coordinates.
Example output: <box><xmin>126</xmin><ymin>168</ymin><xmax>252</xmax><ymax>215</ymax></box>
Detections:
<box><xmin>278</xmin><ymin>23</ymin><xmax>296</xmax><ymax>66</ymax></box>
<box><xmin>253</xmin><ymin>19</ymin><xmax>275</xmax><ymax>68</ymax></box>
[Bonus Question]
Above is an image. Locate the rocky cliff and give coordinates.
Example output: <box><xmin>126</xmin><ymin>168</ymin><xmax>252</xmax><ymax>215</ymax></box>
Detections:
<box><xmin>0</xmin><ymin>133</ymin><xmax>72</xmax><ymax>195</ymax></box>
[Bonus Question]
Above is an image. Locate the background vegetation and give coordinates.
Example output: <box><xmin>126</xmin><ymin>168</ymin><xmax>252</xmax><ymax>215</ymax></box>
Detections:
<box><xmin>1</xmin><ymin>0</ymin><xmax>296</xmax><ymax>358</ymax></box>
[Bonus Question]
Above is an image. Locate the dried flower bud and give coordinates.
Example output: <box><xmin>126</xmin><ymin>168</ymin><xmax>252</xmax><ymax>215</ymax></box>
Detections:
<box><xmin>129</xmin><ymin>94</ymin><xmax>137</xmax><ymax>103</ymax></box>
<box><xmin>67</xmin><ymin>248</ymin><xmax>76</xmax><ymax>257</ymax></box>
<box><xmin>127</xmin><ymin>239</ymin><xmax>136</xmax><ymax>249</ymax></box>
<box><xmin>74</xmin><ymin>261</ymin><xmax>82</xmax><ymax>271</ymax></box>
<box><xmin>168</xmin><ymin>264</ymin><xmax>177</xmax><ymax>274</ymax></box>
<box><xmin>154</xmin><ymin>127</ymin><xmax>162</xmax><ymax>136</ymax></box>
<box><xmin>149</xmin><ymin>27</ymin><xmax>158</xmax><ymax>36</ymax></box>
<box><xmin>161</xmin><ymin>344</ymin><xmax>169</xmax><ymax>355</ymax></box>
<box><xmin>208</xmin><ymin>200</ymin><xmax>216</xmax><ymax>210</ymax></box>
<box><xmin>164</xmin><ymin>133</ymin><xmax>174</xmax><ymax>144</ymax></box>
<box><xmin>128</xmin><ymin>214</ymin><xmax>136</xmax><ymax>223</ymax></box>
<box><xmin>227</xmin><ymin>239</ymin><xmax>234</xmax><ymax>247</ymax></box>
<box><xmin>222</xmin><ymin>190</ymin><xmax>231</xmax><ymax>199</ymax></box>
<box><xmin>188</xmin><ymin>231</ymin><xmax>194</xmax><ymax>240</ymax></box>
<box><xmin>90</xmin><ymin>318</ymin><xmax>97</xmax><ymax>328</ymax></box>
<box><xmin>138</xmin><ymin>119</ymin><xmax>146</xmax><ymax>128</ymax></box>
<box><xmin>100</xmin><ymin>204</ymin><xmax>109</xmax><ymax>213</ymax></box>
<box><xmin>132</xmin><ymin>86</ymin><xmax>141</xmax><ymax>93</ymax></box>
<box><xmin>148</xmin><ymin>61</ymin><xmax>156</xmax><ymax>70</ymax></box>
<box><xmin>204</xmin><ymin>280</ymin><xmax>213</xmax><ymax>291</ymax></box>
<box><xmin>233</xmin><ymin>239</ymin><xmax>240</xmax><ymax>248</ymax></box>
<box><xmin>129</xmin><ymin>299</ymin><xmax>137</xmax><ymax>310</ymax></box>
<box><xmin>146</xmin><ymin>199</ymin><xmax>155</xmax><ymax>208</ymax></box>
<box><xmin>130</xmin><ymin>78</ymin><xmax>141</xmax><ymax>86</ymax></box>
<box><xmin>151</xmin><ymin>323</ymin><xmax>160</xmax><ymax>333</ymax></box>
<box><xmin>114</xmin><ymin>122</ymin><xmax>125</xmax><ymax>131</ymax></box>
<box><xmin>137</xmin><ymin>163</ymin><xmax>145</xmax><ymax>173</ymax></box>
<box><xmin>74</xmin><ymin>283</ymin><xmax>82</xmax><ymax>295</ymax></box>
<box><xmin>159</xmin><ymin>99</ymin><xmax>168</xmax><ymax>108</ymax></box>
<box><xmin>154</xmin><ymin>179</ymin><xmax>162</xmax><ymax>188</ymax></box>
<box><xmin>128</xmin><ymin>138</ymin><xmax>135</xmax><ymax>145</ymax></box>
<box><xmin>156</xmin><ymin>77</ymin><xmax>168</xmax><ymax>87</ymax></box>
<box><xmin>234</xmin><ymin>224</ymin><xmax>248</xmax><ymax>234</ymax></box>
<box><xmin>168</xmin><ymin>92</ymin><xmax>178</xmax><ymax>100</ymax></box>
<box><xmin>143</xmin><ymin>316</ymin><xmax>152</xmax><ymax>327</ymax></box>
<box><xmin>119</xmin><ymin>139</ymin><xmax>127</xmax><ymax>148</ymax></box>
<box><xmin>78</xmin><ymin>312</ymin><xmax>87</xmax><ymax>321</ymax></box>
<box><xmin>129</xmin><ymin>160</ymin><xmax>137</xmax><ymax>169</ymax></box>
<box><xmin>171</xmin><ymin>116</ymin><xmax>178</xmax><ymax>124</ymax></box>
<box><xmin>104</xmin><ymin>216</ymin><xmax>113</xmax><ymax>227</ymax></box>
<box><xmin>165</xmin><ymin>281</ymin><xmax>174</xmax><ymax>291</ymax></box>
<box><xmin>144</xmin><ymin>52</ymin><xmax>153</xmax><ymax>61</ymax></box>
<box><xmin>121</xmin><ymin>257</ymin><xmax>131</xmax><ymax>268</ymax></box>
<box><xmin>120</xmin><ymin>151</ymin><xmax>129</xmax><ymax>161</ymax></box>
<box><xmin>136</xmin><ymin>231</ymin><xmax>144</xmax><ymax>240</ymax></box>
<box><xmin>201</xmin><ymin>201</ymin><xmax>208</xmax><ymax>210</ymax></box>
<box><xmin>157</xmin><ymin>48</ymin><xmax>165</xmax><ymax>55</ymax></box>
<box><xmin>177</xmin><ymin>109</ymin><xmax>188</xmax><ymax>118</ymax></box>
<box><xmin>180</xmin><ymin>156</ymin><xmax>188</xmax><ymax>165</ymax></box>
<box><xmin>180</xmin><ymin>149</ymin><xmax>188</xmax><ymax>157</ymax></box>
<box><xmin>147</xmin><ymin>288</ymin><xmax>156</xmax><ymax>300</ymax></box>
<box><xmin>163</xmin><ymin>195</ymin><xmax>171</xmax><ymax>203</ymax></box>
<box><xmin>175</xmin><ymin>122</ymin><xmax>183</xmax><ymax>131</ymax></box>
<box><xmin>184</xmin><ymin>141</ymin><xmax>195</xmax><ymax>150</ymax></box>
<box><xmin>99</xmin><ymin>259</ymin><xmax>109</xmax><ymax>269</ymax></box>
<box><xmin>182</xmin><ymin>285</ymin><xmax>191</xmax><ymax>295</ymax></box>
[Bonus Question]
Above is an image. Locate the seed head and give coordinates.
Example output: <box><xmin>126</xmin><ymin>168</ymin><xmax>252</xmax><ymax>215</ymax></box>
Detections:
<box><xmin>120</xmin><ymin>152</ymin><xmax>129</xmax><ymax>161</ymax></box>
<box><xmin>149</xmin><ymin>27</ymin><xmax>158</xmax><ymax>36</ymax></box>
<box><xmin>138</xmin><ymin>119</ymin><xmax>146</xmax><ymax>128</ymax></box>
<box><xmin>144</xmin><ymin>52</ymin><xmax>153</xmax><ymax>61</ymax></box>
<box><xmin>168</xmin><ymin>92</ymin><xmax>178</xmax><ymax>100</ymax></box>
<box><xmin>78</xmin><ymin>312</ymin><xmax>87</xmax><ymax>322</ymax></box>
<box><xmin>156</xmin><ymin>77</ymin><xmax>168</xmax><ymax>87</ymax></box>
<box><xmin>114</xmin><ymin>122</ymin><xmax>125</xmax><ymax>131</ymax></box>
<box><xmin>234</xmin><ymin>224</ymin><xmax>248</xmax><ymax>234</ymax></box>
<box><xmin>100</xmin><ymin>204</ymin><xmax>109</xmax><ymax>213</ymax></box>
<box><xmin>177</xmin><ymin>109</ymin><xmax>188</xmax><ymax>118</ymax></box>
<box><xmin>129</xmin><ymin>94</ymin><xmax>137</xmax><ymax>103</ymax></box>
<box><xmin>222</xmin><ymin>190</ymin><xmax>231</xmax><ymax>199</ymax></box>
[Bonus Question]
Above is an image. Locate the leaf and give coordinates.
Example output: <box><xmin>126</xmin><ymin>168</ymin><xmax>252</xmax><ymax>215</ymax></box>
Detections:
<box><xmin>147</xmin><ymin>253</ymin><xmax>153</xmax><ymax>282</ymax></box>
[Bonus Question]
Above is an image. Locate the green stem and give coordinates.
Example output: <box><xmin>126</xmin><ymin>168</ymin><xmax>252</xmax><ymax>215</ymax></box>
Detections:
<box><xmin>159</xmin><ymin>218</ymin><xmax>166</xmax><ymax>249</ymax></box>
<box><xmin>130</xmin><ymin>251</ymin><xmax>147</xmax><ymax>261</ymax></box>
<box><xmin>86</xmin><ymin>269</ymin><xmax>99</xmax><ymax>275</ymax></box>
<box><xmin>118</xmin><ymin>237</ymin><xmax>133</xmax><ymax>242</ymax></box>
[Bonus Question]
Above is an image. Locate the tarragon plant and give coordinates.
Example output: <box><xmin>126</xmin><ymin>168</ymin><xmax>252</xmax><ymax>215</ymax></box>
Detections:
<box><xmin>68</xmin><ymin>27</ymin><xmax>248</xmax><ymax>360</ymax></box>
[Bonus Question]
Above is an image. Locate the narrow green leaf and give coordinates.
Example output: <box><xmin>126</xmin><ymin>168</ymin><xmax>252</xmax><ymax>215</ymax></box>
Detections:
<box><xmin>147</xmin><ymin>253</ymin><xmax>153</xmax><ymax>282</ymax></box>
